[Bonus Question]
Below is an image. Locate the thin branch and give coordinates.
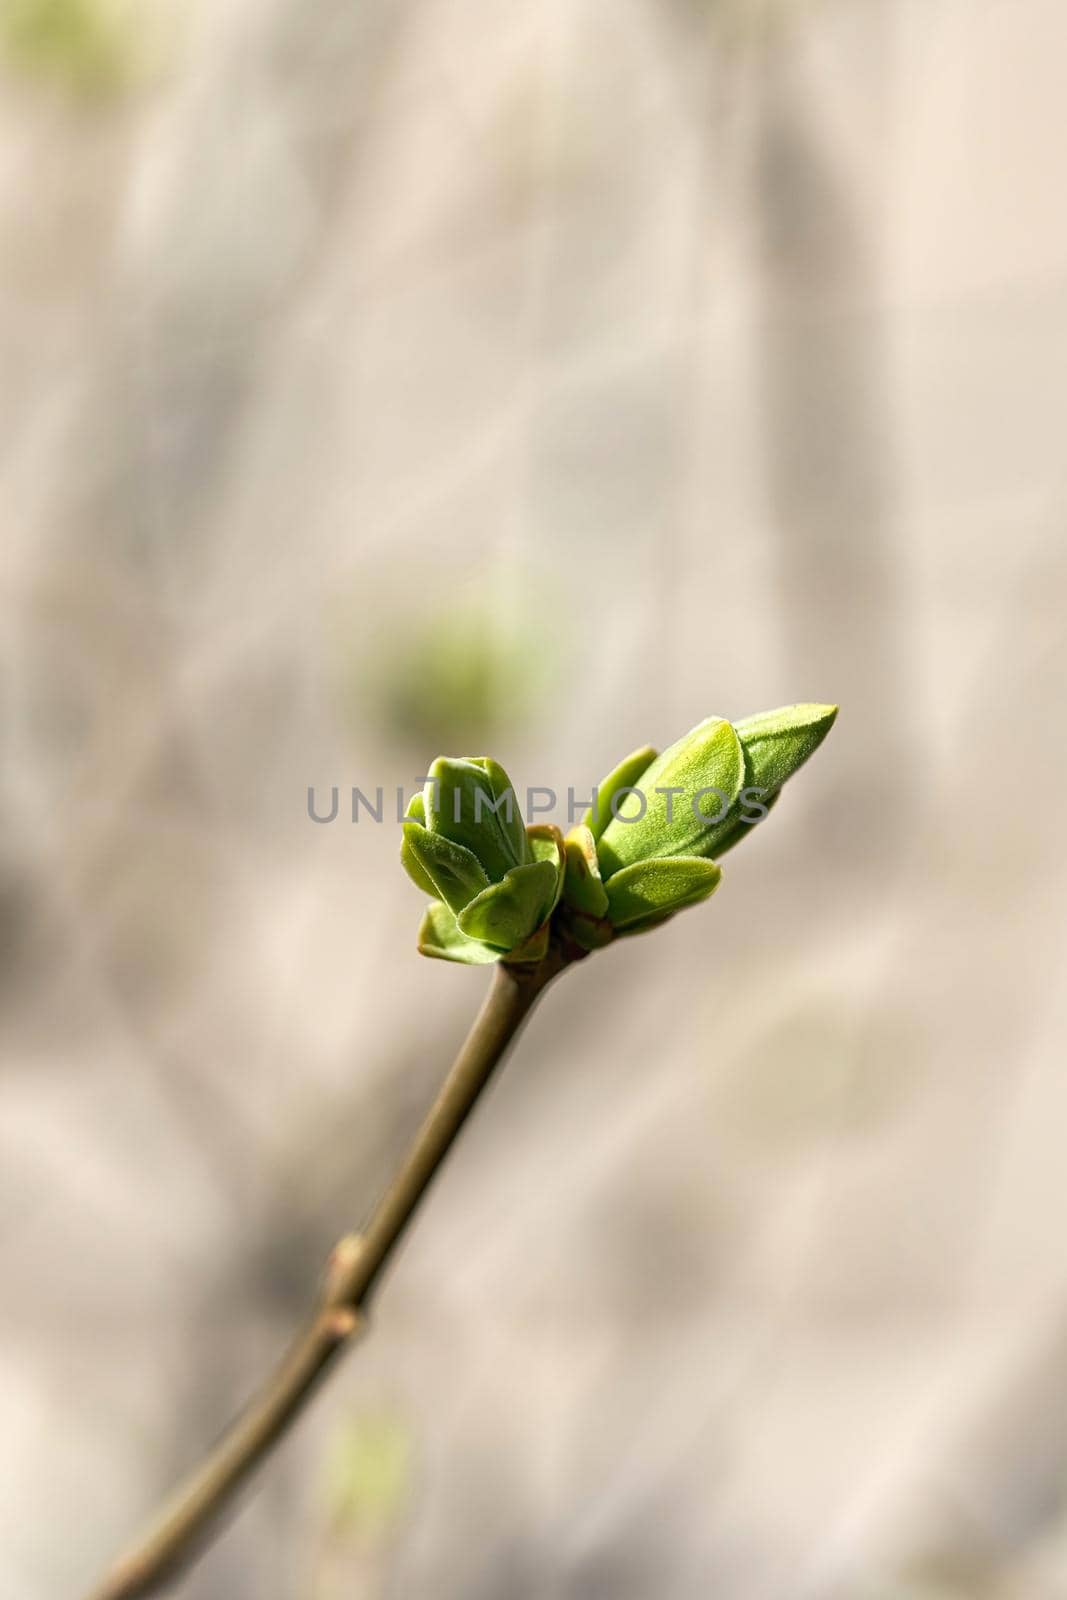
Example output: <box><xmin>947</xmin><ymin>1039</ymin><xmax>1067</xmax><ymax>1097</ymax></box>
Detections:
<box><xmin>86</xmin><ymin>952</ymin><xmax>567</xmax><ymax>1600</ymax></box>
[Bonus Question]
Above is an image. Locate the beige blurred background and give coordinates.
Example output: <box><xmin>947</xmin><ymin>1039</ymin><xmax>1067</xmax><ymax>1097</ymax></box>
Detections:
<box><xmin>3</xmin><ymin>0</ymin><xmax>1067</xmax><ymax>1596</ymax></box>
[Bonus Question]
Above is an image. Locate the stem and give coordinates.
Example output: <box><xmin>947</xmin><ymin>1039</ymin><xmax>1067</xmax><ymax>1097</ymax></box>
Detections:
<box><xmin>86</xmin><ymin>954</ymin><xmax>564</xmax><ymax>1600</ymax></box>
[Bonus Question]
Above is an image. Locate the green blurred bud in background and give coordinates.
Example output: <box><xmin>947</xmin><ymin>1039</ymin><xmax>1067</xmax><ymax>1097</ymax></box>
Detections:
<box><xmin>402</xmin><ymin>757</ymin><xmax>565</xmax><ymax>965</ymax></box>
<box><xmin>1</xmin><ymin>0</ymin><xmax>148</xmax><ymax>99</ymax></box>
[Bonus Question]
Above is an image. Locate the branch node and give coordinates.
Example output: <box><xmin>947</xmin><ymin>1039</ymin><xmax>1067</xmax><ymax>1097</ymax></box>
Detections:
<box><xmin>320</xmin><ymin>1307</ymin><xmax>361</xmax><ymax>1343</ymax></box>
<box><xmin>322</xmin><ymin>1231</ymin><xmax>366</xmax><ymax>1309</ymax></box>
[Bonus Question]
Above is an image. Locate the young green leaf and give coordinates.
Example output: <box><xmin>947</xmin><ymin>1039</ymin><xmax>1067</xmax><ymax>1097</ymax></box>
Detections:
<box><xmin>604</xmin><ymin>855</ymin><xmax>722</xmax><ymax>929</ymax></box>
<box><xmin>416</xmin><ymin>901</ymin><xmax>501</xmax><ymax>964</ymax></box>
<box><xmin>401</xmin><ymin>821</ymin><xmax>490</xmax><ymax>916</ymax></box>
<box><xmin>457</xmin><ymin>859</ymin><xmax>561</xmax><ymax>949</ymax></box>
<box><xmin>584</xmin><ymin>746</ymin><xmax>658</xmax><ymax>842</ymax></box>
<box><xmin>562</xmin><ymin>825</ymin><xmax>610</xmax><ymax>919</ymax></box>
<box><xmin>596</xmin><ymin>717</ymin><xmax>744</xmax><ymax>875</ymax></box>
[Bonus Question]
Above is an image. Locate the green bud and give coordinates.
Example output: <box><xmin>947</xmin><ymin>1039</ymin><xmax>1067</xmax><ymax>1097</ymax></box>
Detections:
<box><xmin>402</xmin><ymin>758</ymin><xmax>564</xmax><ymax>963</ymax></box>
<box><xmin>560</xmin><ymin>702</ymin><xmax>837</xmax><ymax>943</ymax></box>
<box><xmin>424</xmin><ymin>757</ymin><xmax>530</xmax><ymax>879</ymax></box>
<box><xmin>403</xmin><ymin>709</ymin><xmax>836</xmax><ymax>963</ymax></box>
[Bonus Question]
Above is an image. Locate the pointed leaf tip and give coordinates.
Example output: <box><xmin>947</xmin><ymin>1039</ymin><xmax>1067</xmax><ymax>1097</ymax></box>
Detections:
<box><xmin>731</xmin><ymin>703</ymin><xmax>837</xmax><ymax>799</ymax></box>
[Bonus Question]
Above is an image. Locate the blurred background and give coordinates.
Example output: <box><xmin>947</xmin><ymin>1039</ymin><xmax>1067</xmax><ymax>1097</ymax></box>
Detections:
<box><xmin>2</xmin><ymin>0</ymin><xmax>1066</xmax><ymax>1596</ymax></box>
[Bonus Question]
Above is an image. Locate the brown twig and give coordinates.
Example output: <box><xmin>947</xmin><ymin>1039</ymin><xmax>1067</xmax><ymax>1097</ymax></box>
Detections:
<box><xmin>86</xmin><ymin>952</ymin><xmax>566</xmax><ymax>1600</ymax></box>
